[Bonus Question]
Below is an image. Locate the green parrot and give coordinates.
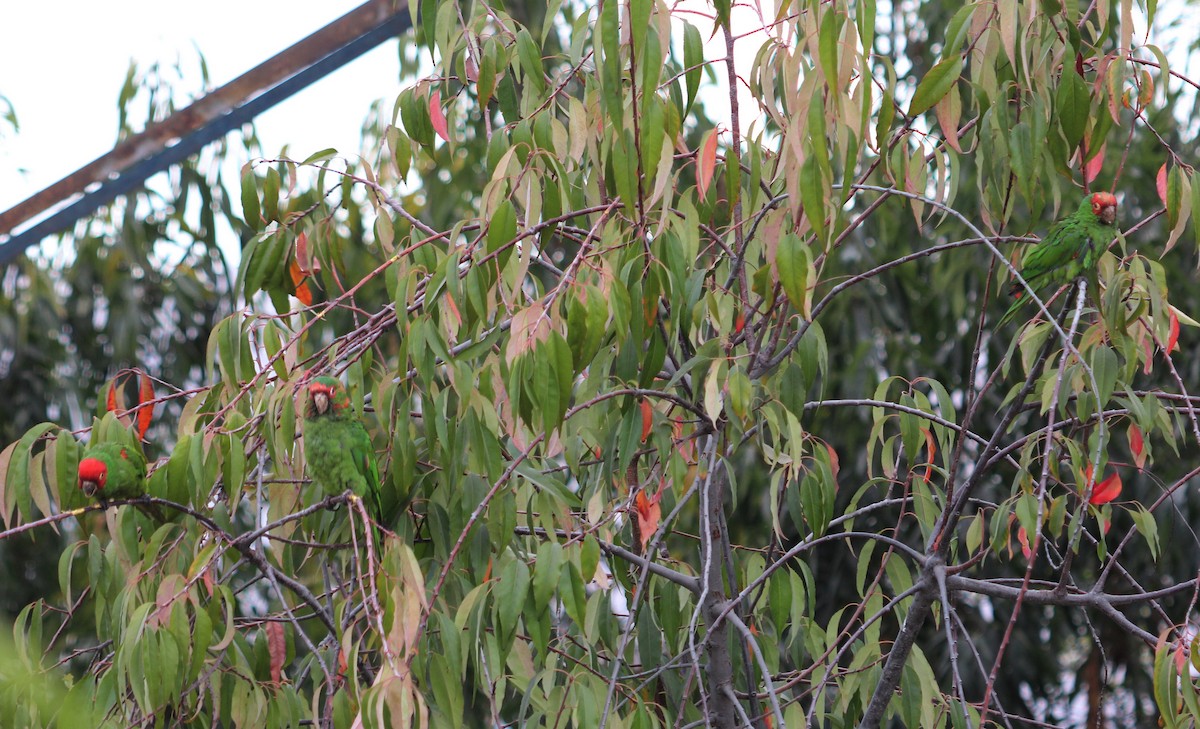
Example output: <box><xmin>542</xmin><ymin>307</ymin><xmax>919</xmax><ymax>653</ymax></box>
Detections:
<box><xmin>999</xmin><ymin>191</ymin><xmax>1119</xmax><ymax>326</ymax></box>
<box><xmin>302</xmin><ymin>375</ymin><xmax>384</xmax><ymax>526</ymax></box>
<box><xmin>77</xmin><ymin>441</ymin><xmax>147</xmax><ymax>505</ymax></box>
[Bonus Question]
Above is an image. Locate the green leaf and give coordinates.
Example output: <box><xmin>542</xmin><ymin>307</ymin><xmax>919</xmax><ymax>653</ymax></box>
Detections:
<box><xmin>1056</xmin><ymin>70</ymin><xmax>1090</xmax><ymax>148</ymax></box>
<box><xmin>775</xmin><ymin>233</ymin><xmax>811</xmax><ymax>317</ymax></box>
<box><xmin>516</xmin><ymin>29</ymin><xmax>545</xmax><ymax>94</ymax></box>
<box><xmin>1130</xmin><ymin>505</ymin><xmax>1160</xmax><ymax>561</ymax></box>
<box><xmin>683</xmin><ymin>22</ymin><xmax>703</xmax><ymax>112</ymax></box>
<box><xmin>239</xmin><ymin>165</ymin><xmax>260</xmax><ymax>226</ymax></box>
<box><xmin>1088</xmin><ymin>345</ymin><xmax>1119</xmax><ymax>409</ymax></box>
<box><xmin>907</xmin><ymin>56</ymin><xmax>963</xmax><ymax>117</ymax></box>
<box><xmin>533</xmin><ymin>541</ymin><xmax>563</xmax><ymax>610</ymax></box>
<box><xmin>495</xmin><ymin>557</ymin><xmax>530</xmax><ymax>639</ymax></box>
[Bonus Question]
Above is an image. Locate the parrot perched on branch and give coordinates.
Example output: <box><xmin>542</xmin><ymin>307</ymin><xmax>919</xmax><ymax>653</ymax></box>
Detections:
<box><xmin>78</xmin><ymin>442</ymin><xmax>147</xmax><ymax>506</ymax></box>
<box><xmin>302</xmin><ymin>375</ymin><xmax>384</xmax><ymax>526</ymax></box>
<box><xmin>999</xmin><ymin>191</ymin><xmax>1119</xmax><ymax>326</ymax></box>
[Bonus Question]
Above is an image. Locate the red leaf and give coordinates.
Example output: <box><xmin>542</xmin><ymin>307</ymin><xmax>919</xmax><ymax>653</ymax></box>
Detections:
<box><xmin>1156</xmin><ymin>163</ymin><xmax>1169</xmax><ymax>206</ymax></box>
<box><xmin>1083</xmin><ymin>141</ymin><xmax>1106</xmax><ymax>184</ymax></box>
<box><xmin>734</xmin><ymin>309</ymin><xmax>745</xmax><ymax>334</ymax></box>
<box><xmin>430</xmin><ymin>88</ymin><xmax>450</xmax><ymax>142</ymax></box>
<box><xmin>266</xmin><ymin>621</ymin><xmax>286</xmax><ymax>685</ymax></box>
<box><xmin>696</xmin><ymin>128</ymin><xmax>719</xmax><ymax>200</ymax></box>
<box><xmin>106</xmin><ymin>378</ymin><xmax>120</xmax><ymax>414</ymax></box>
<box><xmin>1129</xmin><ymin>424</ymin><xmax>1146</xmax><ymax>471</ymax></box>
<box><xmin>1089</xmin><ymin>471</ymin><xmax>1122</xmax><ymax>505</ymax></box>
<box><xmin>136</xmin><ymin>371</ymin><xmax>154</xmax><ymax>441</ymax></box>
<box><xmin>1168</xmin><ymin>309</ymin><xmax>1180</xmax><ymax>353</ymax></box>
<box><xmin>639</xmin><ymin>399</ymin><xmax>653</xmax><ymax>443</ymax></box>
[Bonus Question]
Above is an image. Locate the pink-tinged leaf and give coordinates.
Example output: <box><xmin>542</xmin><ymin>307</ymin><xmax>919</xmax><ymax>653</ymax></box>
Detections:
<box><xmin>696</xmin><ymin>128</ymin><xmax>719</xmax><ymax>200</ymax></box>
<box><xmin>639</xmin><ymin>399</ymin><xmax>653</xmax><ymax>443</ymax></box>
<box><xmin>1141</xmin><ymin>331</ymin><xmax>1154</xmax><ymax>375</ymax></box>
<box><xmin>267</xmin><ymin>621</ymin><xmax>286</xmax><ymax>685</ymax></box>
<box><xmin>1129</xmin><ymin>424</ymin><xmax>1146</xmax><ymax>471</ymax></box>
<box><xmin>202</xmin><ymin>564</ymin><xmax>215</xmax><ymax>597</ymax></box>
<box><xmin>825</xmin><ymin>443</ymin><xmax>840</xmax><ymax>481</ymax></box>
<box><xmin>1083</xmin><ymin>141</ymin><xmax>1106</xmax><ymax>183</ymax></box>
<box><xmin>429</xmin><ymin>89</ymin><xmax>450</xmax><ymax>142</ymax></box>
<box><xmin>1168</xmin><ymin>309</ymin><xmax>1180</xmax><ymax>353</ymax></box>
<box><xmin>464</xmin><ymin>54</ymin><xmax>478</xmax><ymax>83</ymax></box>
<box><xmin>136</xmin><ymin>372</ymin><xmax>154</xmax><ymax>441</ymax></box>
<box><xmin>1157</xmin><ymin>163</ymin><xmax>1169</xmax><ymax>206</ymax></box>
<box><xmin>444</xmin><ymin>291</ymin><xmax>463</xmax><ymax>327</ymax></box>
<box><xmin>1089</xmin><ymin>470</ymin><xmax>1122</xmax><ymax>505</ymax></box>
<box><xmin>295</xmin><ymin>231</ymin><xmax>313</xmax><ymax>275</ymax></box>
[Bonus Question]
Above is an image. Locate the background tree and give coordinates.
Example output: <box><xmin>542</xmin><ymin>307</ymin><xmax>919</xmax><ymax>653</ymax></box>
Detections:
<box><xmin>4</xmin><ymin>0</ymin><xmax>1200</xmax><ymax>727</ymax></box>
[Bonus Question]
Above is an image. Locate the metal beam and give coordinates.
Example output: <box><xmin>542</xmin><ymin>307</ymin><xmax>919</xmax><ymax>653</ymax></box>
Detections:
<box><xmin>0</xmin><ymin>0</ymin><xmax>412</xmax><ymax>264</ymax></box>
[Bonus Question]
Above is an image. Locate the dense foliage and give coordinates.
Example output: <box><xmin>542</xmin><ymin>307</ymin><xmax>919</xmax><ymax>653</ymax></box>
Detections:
<box><xmin>4</xmin><ymin>0</ymin><xmax>1200</xmax><ymax>727</ymax></box>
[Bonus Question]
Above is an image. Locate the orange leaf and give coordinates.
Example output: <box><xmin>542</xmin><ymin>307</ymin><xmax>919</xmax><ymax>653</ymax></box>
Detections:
<box><xmin>1156</xmin><ymin>163</ymin><xmax>1169</xmax><ymax>206</ymax></box>
<box><xmin>825</xmin><ymin>443</ymin><xmax>840</xmax><ymax>481</ymax></box>
<box><xmin>430</xmin><ymin>88</ymin><xmax>450</xmax><ymax>142</ymax></box>
<box><xmin>266</xmin><ymin>621</ymin><xmax>286</xmax><ymax>685</ymax></box>
<box><xmin>639</xmin><ymin>399</ymin><xmax>653</xmax><ymax>443</ymax></box>
<box><xmin>1083</xmin><ymin>141</ymin><xmax>1106</xmax><ymax>184</ymax></box>
<box><xmin>289</xmin><ymin>259</ymin><xmax>314</xmax><ymax>306</ymax></box>
<box><xmin>136</xmin><ymin>371</ymin><xmax>154</xmax><ymax>441</ymax></box>
<box><xmin>1016</xmin><ymin>526</ymin><xmax>1032</xmax><ymax>559</ymax></box>
<box><xmin>1089</xmin><ymin>470</ymin><xmax>1122</xmax><ymax>505</ymax></box>
<box><xmin>734</xmin><ymin>309</ymin><xmax>745</xmax><ymax>334</ymax></box>
<box><xmin>696</xmin><ymin>128</ymin><xmax>719</xmax><ymax>199</ymax></box>
<box><xmin>1128</xmin><ymin>424</ymin><xmax>1146</xmax><ymax>471</ymax></box>
<box><xmin>633</xmin><ymin>489</ymin><xmax>662</xmax><ymax>555</ymax></box>
<box><xmin>1168</xmin><ymin>309</ymin><xmax>1180</xmax><ymax>353</ymax></box>
<box><xmin>919</xmin><ymin>427</ymin><xmax>937</xmax><ymax>481</ymax></box>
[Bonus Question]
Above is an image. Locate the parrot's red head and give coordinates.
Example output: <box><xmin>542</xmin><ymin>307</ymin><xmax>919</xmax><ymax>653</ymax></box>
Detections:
<box><xmin>78</xmin><ymin>458</ymin><xmax>108</xmax><ymax>497</ymax></box>
<box><xmin>1090</xmin><ymin>192</ymin><xmax>1118</xmax><ymax>226</ymax></box>
<box><xmin>306</xmin><ymin>376</ymin><xmax>349</xmax><ymax>417</ymax></box>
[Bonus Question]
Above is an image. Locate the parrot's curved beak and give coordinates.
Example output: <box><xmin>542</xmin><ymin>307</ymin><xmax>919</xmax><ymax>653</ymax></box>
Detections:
<box><xmin>81</xmin><ymin>479</ymin><xmax>99</xmax><ymax>497</ymax></box>
<box><xmin>314</xmin><ymin>391</ymin><xmax>329</xmax><ymax>414</ymax></box>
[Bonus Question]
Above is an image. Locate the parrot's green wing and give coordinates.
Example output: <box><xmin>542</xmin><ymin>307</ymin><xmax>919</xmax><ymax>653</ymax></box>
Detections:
<box><xmin>349</xmin><ymin>421</ymin><xmax>384</xmax><ymax>522</ymax></box>
<box><xmin>1000</xmin><ymin>201</ymin><xmax>1102</xmax><ymax>326</ymax></box>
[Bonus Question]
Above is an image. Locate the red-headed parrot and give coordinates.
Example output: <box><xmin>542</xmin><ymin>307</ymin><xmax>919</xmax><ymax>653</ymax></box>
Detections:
<box><xmin>999</xmin><ymin>191</ymin><xmax>1119</xmax><ymax>325</ymax></box>
<box><xmin>78</xmin><ymin>441</ymin><xmax>147</xmax><ymax>505</ymax></box>
<box><xmin>302</xmin><ymin>375</ymin><xmax>384</xmax><ymax>524</ymax></box>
